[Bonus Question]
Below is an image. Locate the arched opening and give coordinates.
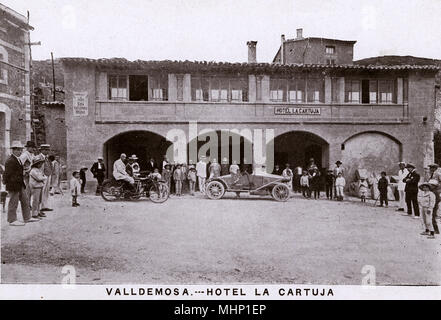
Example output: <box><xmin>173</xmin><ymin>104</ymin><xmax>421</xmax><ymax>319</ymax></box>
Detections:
<box><xmin>103</xmin><ymin>130</ymin><xmax>172</xmax><ymax>178</ymax></box>
<box><xmin>187</xmin><ymin>130</ymin><xmax>254</xmax><ymax>172</ymax></box>
<box><xmin>342</xmin><ymin>131</ymin><xmax>402</xmax><ymax>188</ymax></box>
<box><xmin>269</xmin><ymin>131</ymin><xmax>329</xmax><ymax>170</ymax></box>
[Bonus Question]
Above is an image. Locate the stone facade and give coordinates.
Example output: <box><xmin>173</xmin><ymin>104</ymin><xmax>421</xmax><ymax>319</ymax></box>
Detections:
<box><xmin>0</xmin><ymin>4</ymin><xmax>32</xmax><ymax>164</ymax></box>
<box><xmin>273</xmin><ymin>30</ymin><xmax>355</xmax><ymax>65</ymax></box>
<box><xmin>61</xmin><ymin>57</ymin><xmax>438</xmax><ymax>187</ymax></box>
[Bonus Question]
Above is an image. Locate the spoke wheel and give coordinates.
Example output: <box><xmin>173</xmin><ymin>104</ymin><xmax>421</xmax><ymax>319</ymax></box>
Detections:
<box><xmin>149</xmin><ymin>183</ymin><xmax>169</xmax><ymax>203</ymax></box>
<box><xmin>206</xmin><ymin>181</ymin><xmax>225</xmax><ymax>200</ymax></box>
<box><xmin>272</xmin><ymin>183</ymin><xmax>290</xmax><ymax>202</ymax></box>
<box><xmin>101</xmin><ymin>181</ymin><xmax>122</xmax><ymax>201</ymax></box>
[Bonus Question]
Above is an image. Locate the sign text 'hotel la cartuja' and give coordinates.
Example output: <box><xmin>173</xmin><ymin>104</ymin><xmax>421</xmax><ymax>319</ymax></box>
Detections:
<box><xmin>274</xmin><ymin>106</ymin><xmax>321</xmax><ymax>115</ymax></box>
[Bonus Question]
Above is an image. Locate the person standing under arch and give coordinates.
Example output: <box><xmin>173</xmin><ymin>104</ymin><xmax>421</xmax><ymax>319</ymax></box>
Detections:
<box><xmin>333</xmin><ymin>161</ymin><xmax>345</xmax><ymax>200</ymax></box>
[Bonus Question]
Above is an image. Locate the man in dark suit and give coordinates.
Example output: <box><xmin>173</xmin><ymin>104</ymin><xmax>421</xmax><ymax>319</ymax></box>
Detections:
<box><xmin>146</xmin><ymin>158</ymin><xmax>157</xmax><ymax>174</ymax></box>
<box><xmin>403</xmin><ymin>163</ymin><xmax>420</xmax><ymax>218</ymax></box>
<box><xmin>91</xmin><ymin>157</ymin><xmax>106</xmax><ymax>195</ymax></box>
<box><xmin>3</xmin><ymin>141</ymin><xmax>38</xmax><ymax>226</ymax></box>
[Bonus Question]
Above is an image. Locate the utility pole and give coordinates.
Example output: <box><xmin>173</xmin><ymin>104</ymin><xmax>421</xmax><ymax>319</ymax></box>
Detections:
<box><xmin>51</xmin><ymin>52</ymin><xmax>56</xmax><ymax>101</ymax></box>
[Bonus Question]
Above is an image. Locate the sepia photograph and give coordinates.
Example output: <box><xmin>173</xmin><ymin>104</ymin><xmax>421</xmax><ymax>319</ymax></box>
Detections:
<box><xmin>0</xmin><ymin>0</ymin><xmax>440</xmax><ymax>302</ymax></box>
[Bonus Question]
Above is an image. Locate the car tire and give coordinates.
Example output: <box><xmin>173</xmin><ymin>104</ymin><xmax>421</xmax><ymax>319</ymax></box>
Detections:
<box><xmin>272</xmin><ymin>183</ymin><xmax>290</xmax><ymax>202</ymax></box>
<box><xmin>205</xmin><ymin>181</ymin><xmax>225</xmax><ymax>200</ymax></box>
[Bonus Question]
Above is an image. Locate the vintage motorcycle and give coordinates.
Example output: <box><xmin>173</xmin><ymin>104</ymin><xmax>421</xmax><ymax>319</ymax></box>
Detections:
<box><xmin>100</xmin><ymin>175</ymin><xmax>169</xmax><ymax>203</ymax></box>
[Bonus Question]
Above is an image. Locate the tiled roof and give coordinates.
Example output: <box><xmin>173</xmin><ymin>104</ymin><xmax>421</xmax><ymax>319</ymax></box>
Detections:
<box><xmin>60</xmin><ymin>57</ymin><xmax>440</xmax><ymax>73</ymax></box>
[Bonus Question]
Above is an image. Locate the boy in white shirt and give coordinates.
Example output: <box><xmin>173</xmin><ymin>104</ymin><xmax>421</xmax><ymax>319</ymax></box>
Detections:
<box><xmin>70</xmin><ymin>171</ymin><xmax>81</xmax><ymax>207</ymax></box>
<box><xmin>335</xmin><ymin>172</ymin><xmax>346</xmax><ymax>201</ymax></box>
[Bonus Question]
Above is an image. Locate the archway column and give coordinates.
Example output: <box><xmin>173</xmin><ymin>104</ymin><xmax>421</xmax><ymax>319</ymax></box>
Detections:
<box><xmin>328</xmin><ymin>142</ymin><xmax>342</xmax><ymax>169</ymax></box>
<box><xmin>0</xmin><ymin>103</ymin><xmax>11</xmax><ymax>163</ymax></box>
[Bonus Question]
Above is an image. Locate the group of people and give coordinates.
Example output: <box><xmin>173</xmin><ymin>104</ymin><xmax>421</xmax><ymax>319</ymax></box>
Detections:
<box><xmin>273</xmin><ymin>158</ymin><xmax>346</xmax><ymax>201</ymax></box>
<box><xmin>109</xmin><ymin>153</ymin><xmax>246</xmax><ymax>197</ymax></box>
<box><xmin>0</xmin><ymin>141</ymin><xmax>63</xmax><ymax>226</ymax></box>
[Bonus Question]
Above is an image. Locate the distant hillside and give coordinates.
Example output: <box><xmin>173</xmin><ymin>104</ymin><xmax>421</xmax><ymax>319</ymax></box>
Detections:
<box><xmin>32</xmin><ymin>59</ymin><xmax>64</xmax><ymax>88</ymax></box>
<box><xmin>355</xmin><ymin>55</ymin><xmax>440</xmax><ymax>66</ymax></box>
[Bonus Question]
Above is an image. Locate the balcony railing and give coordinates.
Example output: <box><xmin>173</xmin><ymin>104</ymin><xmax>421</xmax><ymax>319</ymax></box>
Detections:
<box><xmin>95</xmin><ymin>100</ymin><xmax>409</xmax><ymax>124</ymax></box>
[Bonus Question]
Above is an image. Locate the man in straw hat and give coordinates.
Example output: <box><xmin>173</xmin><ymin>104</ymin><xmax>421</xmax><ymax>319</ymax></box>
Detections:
<box><xmin>403</xmin><ymin>163</ymin><xmax>420</xmax><ymax>219</ymax></box>
<box><xmin>418</xmin><ymin>181</ymin><xmax>436</xmax><ymax>239</ymax></box>
<box><xmin>3</xmin><ymin>141</ymin><xmax>39</xmax><ymax>226</ymax></box>
<box><xmin>333</xmin><ymin>160</ymin><xmax>344</xmax><ymax>200</ymax></box>
<box><xmin>40</xmin><ymin>144</ymin><xmax>54</xmax><ymax>212</ymax></box>
<box><xmin>396</xmin><ymin>161</ymin><xmax>408</xmax><ymax>212</ymax></box>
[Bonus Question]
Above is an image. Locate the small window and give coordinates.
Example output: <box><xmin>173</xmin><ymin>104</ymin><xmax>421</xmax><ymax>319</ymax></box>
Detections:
<box><xmin>270</xmin><ymin>78</ymin><xmax>286</xmax><ymax>102</ymax></box>
<box><xmin>379</xmin><ymin>80</ymin><xmax>394</xmax><ymax>104</ymax></box>
<box><xmin>149</xmin><ymin>74</ymin><xmax>168</xmax><ymax>101</ymax></box>
<box><xmin>109</xmin><ymin>75</ymin><xmax>128</xmax><ymax>100</ymax></box>
<box><xmin>345</xmin><ymin>80</ymin><xmax>360</xmax><ymax>103</ymax></box>
<box><xmin>191</xmin><ymin>76</ymin><xmax>209</xmax><ymax>101</ymax></box>
<box><xmin>325</xmin><ymin>46</ymin><xmax>335</xmax><ymax>54</ymax></box>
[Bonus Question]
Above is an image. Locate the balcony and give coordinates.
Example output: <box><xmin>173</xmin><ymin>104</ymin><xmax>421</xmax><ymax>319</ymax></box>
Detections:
<box><xmin>95</xmin><ymin>100</ymin><xmax>409</xmax><ymax>124</ymax></box>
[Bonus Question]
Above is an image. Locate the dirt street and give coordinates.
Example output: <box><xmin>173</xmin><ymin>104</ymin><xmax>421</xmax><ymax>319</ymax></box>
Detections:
<box><xmin>1</xmin><ymin>191</ymin><xmax>440</xmax><ymax>285</ymax></box>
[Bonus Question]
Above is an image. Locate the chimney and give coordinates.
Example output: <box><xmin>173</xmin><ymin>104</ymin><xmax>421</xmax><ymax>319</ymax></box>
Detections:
<box><xmin>296</xmin><ymin>28</ymin><xmax>303</xmax><ymax>40</ymax></box>
<box><xmin>280</xmin><ymin>34</ymin><xmax>285</xmax><ymax>64</ymax></box>
<box><xmin>247</xmin><ymin>41</ymin><xmax>257</xmax><ymax>63</ymax></box>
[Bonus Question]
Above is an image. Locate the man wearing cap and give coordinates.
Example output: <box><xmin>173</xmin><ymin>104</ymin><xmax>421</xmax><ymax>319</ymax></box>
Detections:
<box><xmin>427</xmin><ymin>164</ymin><xmax>441</xmax><ymax>234</ymax></box>
<box><xmin>19</xmin><ymin>141</ymin><xmax>36</xmax><ymax>202</ymax></box>
<box><xmin>40</xmin><ymin>144</ymin><xmax>53</xmax><ymax>212</ymax></box>
<box><xmin>91</xmin><ymin>157</ymin><xmax>106</xmax><ymax>196</ymax></box>
<box><xmin>403</xmin><ymin>163</ymin><xmax>420</xmax><ymax>218</ymax></box>
<box><xmin>3</xmin><ymin>141</ymin><xmax>39</xmax><ymax>225</ymax></box>
<box><xmin>113</xmin><ymin>153</ymin><xmax>135</xmax><ymax>189</ymax></box>
<box><xmin>396</xmin><ymin>162</ymin><xmax>409</xmax><ymax>212</ymax></box>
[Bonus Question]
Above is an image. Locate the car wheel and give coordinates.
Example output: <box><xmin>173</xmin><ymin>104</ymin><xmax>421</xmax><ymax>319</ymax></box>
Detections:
<box><xmin>206</xmin><ymin>181</ymin><xmax>225</xmax><ymax>200</ymax></box>
<box><xmin>272</xmin><ymin>183</ymin><xmax>290</xmax><ymax>202</ymax></box>
<box><xmin>101</xmin><ymin>180</ymin><xmax>122</xmax><ymax>201</ymax></box>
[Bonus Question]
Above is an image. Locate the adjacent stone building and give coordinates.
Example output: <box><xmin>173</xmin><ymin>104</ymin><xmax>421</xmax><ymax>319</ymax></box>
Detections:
<box><xmin>0</xmin><ymin>4</ymin><xmax>33</xmax><ymax>164</ymax></box>
<box><xmin>60</xmin><ymin>32</ymin><xmax>438</xmax><ymax>187</ymax></box>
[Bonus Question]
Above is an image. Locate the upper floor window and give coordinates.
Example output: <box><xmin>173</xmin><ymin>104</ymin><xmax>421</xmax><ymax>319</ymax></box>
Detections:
<box><xmin>270</xmin><ymin>77</ymin><xmax>323</xmax><ymax>103</ymax></box>
<box><xmin>191</xmin><ymin>76</ymin><xmax>248</xmax><ymax>102</ymax></box>
<box><xmin>345</xmin><ymin>80</ymin><xmax>360</xmax><ymax>103</ymax></box>
<box><xmin>325</xmin><ymin>46</ymin><xmax>335</xmax><ymax>54</ymax></box>
<box><xmin>109</xmin><ymin>75</ymin><xmax>128</xmax><ymax>100</ymax></box>
<box><xmin>345</xmin><ymin>78</ymin><xmax>397</xmax><ymax>104</ymax></box>
<box><xmin>149</xmin><ymin>74</ymin><xmax>168</xmax><ymax>101</ymax></box>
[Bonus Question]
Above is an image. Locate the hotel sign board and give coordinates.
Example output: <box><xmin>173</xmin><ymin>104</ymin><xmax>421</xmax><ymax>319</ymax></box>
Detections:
<box><xmin>274</xmin><ymin>106</ymin><xmax>321</xmax><ymax>115</ymax></box>
<box><xmin>73</xmin><ymin>91</ymin><xmax>89</xmax><ymax>116</ymax></box>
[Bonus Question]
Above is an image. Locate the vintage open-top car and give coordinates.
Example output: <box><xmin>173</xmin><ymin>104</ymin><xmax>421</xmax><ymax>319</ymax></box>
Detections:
<box><xmin>205</xmin><ymin>171</ymin><xmax>291</xmax><ymax>202</ymax></box>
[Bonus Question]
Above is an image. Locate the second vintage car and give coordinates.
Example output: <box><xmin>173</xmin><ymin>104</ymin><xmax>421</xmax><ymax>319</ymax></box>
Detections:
<box><xmin>205</xmin><ymin>170</ymin><xmax>291</xmax><ymax>202</ymax></box>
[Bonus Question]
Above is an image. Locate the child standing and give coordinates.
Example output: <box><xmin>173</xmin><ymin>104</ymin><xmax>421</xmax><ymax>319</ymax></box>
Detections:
<box><xmin>187</xmin><ymin>164</ymin><xmax>197</xmax><ymax>196</ymax></box>
<box><xmin>70</xmin><ymin>171</ymin><xmax>81</xmax><ymax>207</ymax></box>
<box><xmin>335</xmin><ymin>172</ymin><xmax>346</xmax><ymax>201</ymax></box>
<box><xmin>173</xmin><ymin>164</ymin><xmax>184</xmax><ymax>196</ymax></box>
<box><xmin>325</xmin><ymin>170</ymin><xmax>334</xmax><ymax>200</ymax></box>
<box><xmin>300</xmin><ymin>170</ymin><xmax>310</xmax><ymax>198</ymax></box>
<box><xmin>310</xmin><ymin>168</ymin><xmax>321</xmax><ymax>199</ymax></box>
<box><xmin>418</xmin><ymin>182</ymin><xmax>436</xmax><ymax>239</ymax></box>
<box><xmin>377</xmin><ymin>171</ymin><xmax>389</xmax><ymax>207</ymax></box>
<box><xmin>162</xmin><ymin>164</ymin><xmax>172</xmax><ymax>191</ymax></box>
<box><xmin>359</xmin><ymin>178</ymin><xmax>369</xmax><ymax>203</ymax></box>
<box><xmin>29</xmin><ymin>156</ymin><xmax>47</xmax><ymax>218</ymax></box>
<box><xmin>149</xmin><ymin>168</ymin><xmax>162</xmax><ymax>180</ymax></box>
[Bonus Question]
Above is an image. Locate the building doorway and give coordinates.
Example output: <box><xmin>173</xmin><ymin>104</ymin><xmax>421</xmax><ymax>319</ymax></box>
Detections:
<box><xmin>103</xmin><ymin>130</ymin><xmax>172</xmax><ymax>178</ymax></box>
<box><xmin>270</xmin><ymin>131</ymin><xmax>329</xmax><ymax>170</ymax></box>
